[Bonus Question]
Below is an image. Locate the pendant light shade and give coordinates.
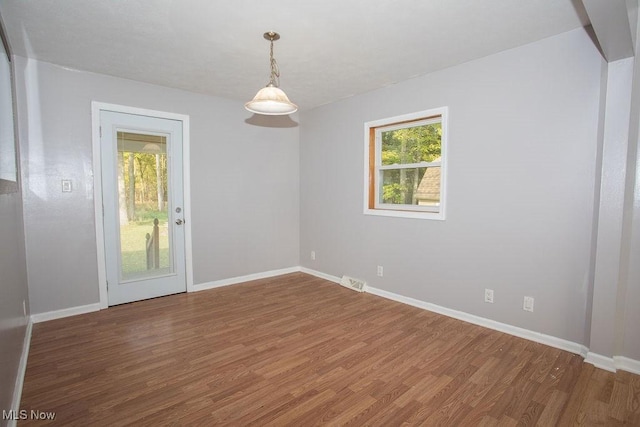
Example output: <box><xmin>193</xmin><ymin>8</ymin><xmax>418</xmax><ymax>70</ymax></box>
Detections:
<box><xmin>245</xmin><ymin>84</ymin><xmax>297</xmax><ymax>115</ymax></box>
<box><xmin>245</xmin><ymin>32</ymin><xmax>298</xmax><ymax>115</ymax></box>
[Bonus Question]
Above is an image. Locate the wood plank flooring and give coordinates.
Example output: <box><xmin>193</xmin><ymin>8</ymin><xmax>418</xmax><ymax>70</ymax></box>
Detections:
<box><xmin>19</xmin><ymin>273</ymin><xmax>640</xmax><ymax>426</ymax></box>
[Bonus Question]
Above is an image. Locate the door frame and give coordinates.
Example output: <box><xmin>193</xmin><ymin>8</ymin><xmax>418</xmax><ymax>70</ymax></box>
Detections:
<box><xmin>91</xmin><ymin>101</ymin><xmax>194</xmax><ymax>309</ymax></box>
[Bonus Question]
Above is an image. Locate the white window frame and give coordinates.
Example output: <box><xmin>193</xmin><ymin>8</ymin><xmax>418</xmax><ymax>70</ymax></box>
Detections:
<box><xmin>363</xmin><ymin>107</ymin><xmax>448</xmax><ymax>220</ymax></box>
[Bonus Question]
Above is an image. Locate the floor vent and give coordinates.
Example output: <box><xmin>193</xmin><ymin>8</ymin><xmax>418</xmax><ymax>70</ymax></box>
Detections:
<box><xmin>339</xmin><ymin>275</ymin><xmax>366</xmax><ymax>292</ymax></box>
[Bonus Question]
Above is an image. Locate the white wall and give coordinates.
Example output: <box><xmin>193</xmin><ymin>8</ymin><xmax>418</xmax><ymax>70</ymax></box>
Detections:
<box><xmin>13</xmin><ymin>57</ymin><xmax>300</xmax><ymax>315</ymax></box>
<box><xmin>0</xmin><ymin>190</ymin><xmax>29</xmax><ymax>418</ymax></box>
<box><xmin>621</xmin><ymin>117</ymin><xmax>640</xmax><ymax>361</ymax></box>
<box><xmin>588</xmin><ymin>57</ymin><xmax>634</xmax><ymax>358</ymax></box>
<box><xmin>585</xmin><ymin>2</ymin><xmax>640</xmax><ymax>367</ymax></box>
<box><xmin>621</xmin><ymin>161</ymin><xmax>640</xmax><ymax>361</ymax></box>
<box><xmin>620</xmin><ymin>4</ymin><xmax>640</xmax><ymax>362</ymax></box>
<box><xmin>299</xmin><ymin>28</ymin><xmax>603</xmax><ymax>344</ymax></box>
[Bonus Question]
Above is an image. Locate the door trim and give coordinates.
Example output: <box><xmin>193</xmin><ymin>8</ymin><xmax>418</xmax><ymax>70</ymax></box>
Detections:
<box><xmin>91</xmin><ymin>102</ymin><xmax>193</xmax><ymax>309</ymax></box>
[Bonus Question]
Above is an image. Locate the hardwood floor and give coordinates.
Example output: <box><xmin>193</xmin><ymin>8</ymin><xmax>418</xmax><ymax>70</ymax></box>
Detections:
<box><xmin>19</xmin><ymin>273</ymin><xmax>640</xmax><ymax>426</ymax></box>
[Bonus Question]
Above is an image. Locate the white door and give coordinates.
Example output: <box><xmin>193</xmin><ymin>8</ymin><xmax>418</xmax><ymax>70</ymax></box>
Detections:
<box><xmin>100</xmin><ymin>110</ymin><xmax>186</xmax><ymax>305</ymax></box>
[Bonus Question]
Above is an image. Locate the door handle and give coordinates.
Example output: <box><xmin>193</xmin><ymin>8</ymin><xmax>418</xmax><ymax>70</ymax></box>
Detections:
<box><xmin>175</xmin><ymin>219</ymin><xmax>184</xmax><ymax>225</ymax></box>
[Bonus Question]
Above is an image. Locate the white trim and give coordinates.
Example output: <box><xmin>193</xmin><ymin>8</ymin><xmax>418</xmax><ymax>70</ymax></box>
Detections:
<box><xmin>192</xmin><ymin>267</ymin><xmax>301</xmax><ymax>292</ymax></box>
<box><xmin>363</xmin><ymin>209</ymin><xmax>445</xmax><ymax>220</ymax></box>
<box><xmin>375</xmin><ymin>116</ymin><xmax>442</xmax><ymax>133</ymax></box>
<box><xmin>613</xmin><ymin>356</ymin><xmax>640</xmax><ymax>375</ymax></box>
<box><xmin>365</xmin><ymin>109</ymin><xmax>445</xmax><ymax>130</ymax></box>
<box><xmin>182</xmin><ymin>116</ymin><xmax>194</xmax><ymax>293</ymax></box>
<box><xmin>585</xmin><ymin>352</ymin><xmax>616</xmax><ymax>372</ymax></box>
<box><xmin>299</xmin><ymin>267</ymin><xmax>341</xmax><ymax>284</ymax></box>
<box><xmin>91</xmin><ymin>104</ymin><xmax>108</xmax><ymax>309</ymax></box>
<box><xmin>8</xmin><ymin>320</ymin><xmax>32</xmax><ymax>427</ymax></box>
<box><xmin>91</xmin><ymin>102</ymin><xmax>192</xmax><ymax>307</ymax></box>
<box><xmin>364</xmin><ymin>285</ymin><xmax>588</xmax><ymax>357</ymax></box>
<box><xmin>30</xmin><ymin>302</ymin><xmax>101</xmax><ymax>323</ymax></box>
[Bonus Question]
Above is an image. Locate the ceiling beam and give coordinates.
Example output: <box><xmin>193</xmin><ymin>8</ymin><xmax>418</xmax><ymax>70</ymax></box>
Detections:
<box><xmin>582</xmin><ymin>0</ymin><xmax>635</xmax><ymax>61</ymax></box>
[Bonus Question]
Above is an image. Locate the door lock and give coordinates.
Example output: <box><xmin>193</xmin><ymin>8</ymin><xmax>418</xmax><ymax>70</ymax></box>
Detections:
<box><xmin>175</xmin><ymin>219</ymin><xmax>183</xmax><ymax>225</ymax></box>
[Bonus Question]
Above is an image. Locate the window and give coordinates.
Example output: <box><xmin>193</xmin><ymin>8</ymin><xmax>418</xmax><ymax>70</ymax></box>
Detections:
<box><xmin>364</xmin><ymin>107</ymin><xmax>447</xmax><ymax>220</ymax></box>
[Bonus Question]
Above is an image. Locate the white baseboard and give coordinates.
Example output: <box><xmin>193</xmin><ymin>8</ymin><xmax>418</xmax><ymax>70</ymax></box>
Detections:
<box><xmin>585</xmin><ymin>352</ymin><xmax>616</xmax><ymax>372</ymax></box>
<box><xmin>9</xmin><ymin>319</ymin><xmax>32</xmax><ymax>427</ymax></box>
<box><xmin>613</xmin><ymin>356</ymin><xmax>640</xmax><ymax>375</ymax></box>
<box><xmin>192</xmin><ymin>266</ymin><xmax>301</xmax><ymax>292</ymax></box>
<box><xmin>299</xmin><ymin>267</ymin><xmax>341</xmax><ymax>284</ymax></box>
<box><xmin>30</xmin><ymin>302</ymin><xmax>102</xmax><ymax>323</ymax></box>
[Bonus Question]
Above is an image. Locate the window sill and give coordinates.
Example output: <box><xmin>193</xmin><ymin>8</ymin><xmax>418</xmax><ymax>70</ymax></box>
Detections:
<box><xmin>363</xmin><ymin>208</ymin><xmax>445</xmax><ymax>221</ymax></box>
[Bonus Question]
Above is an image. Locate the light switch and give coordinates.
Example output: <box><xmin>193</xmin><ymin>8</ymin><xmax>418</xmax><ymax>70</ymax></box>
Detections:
<box><xmin>62</xmin><ymin>179</ymin><xmax>72</xmax><ymax>192</ymax></box>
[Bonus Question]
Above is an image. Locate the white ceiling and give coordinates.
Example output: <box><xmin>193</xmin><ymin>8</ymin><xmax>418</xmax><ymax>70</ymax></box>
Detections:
<box><xmin>0</xmin><ymin>0</ymin><xmax>590</xmax><ymax>111</ymax></box>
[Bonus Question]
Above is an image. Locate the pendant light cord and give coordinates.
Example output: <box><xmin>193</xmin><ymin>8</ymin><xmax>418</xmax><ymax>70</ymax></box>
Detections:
<box><xmin>269</xmin><ymin>38</ymin><xmax>280</xmax><ymax>88</ymax></box>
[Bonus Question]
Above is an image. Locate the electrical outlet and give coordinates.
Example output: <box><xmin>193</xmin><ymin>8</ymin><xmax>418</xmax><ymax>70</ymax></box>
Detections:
<box><xmin>311</xmin><ymin>251</ymin><xmax>316</xmax><ymax>260</ymax></box>
<box><xmin>484</xmin><ymin>289</ymin><xmax>494</xmax><ymax>303</ymax></box>
<box><xmin>377</xmin><ymin>266</ymin><xmax>383</xmax><ymax>277</ymax></box>
<box><xmin>523</xmin><ymin>296</ymin><xmax>534</xmax><ymax>312</ymax></box>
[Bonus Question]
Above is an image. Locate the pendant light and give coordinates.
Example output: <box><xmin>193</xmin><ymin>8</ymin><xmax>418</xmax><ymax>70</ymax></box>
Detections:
<box><xmin>245</xmin><ymin>32</ymin><xmax>298</xmax><ymax>115</ymax></box>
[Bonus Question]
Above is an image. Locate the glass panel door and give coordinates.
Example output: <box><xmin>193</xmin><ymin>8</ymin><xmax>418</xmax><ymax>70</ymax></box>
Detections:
<box><xmin>101</xmin><ymin>110</ymin><xmax>186</xmax><ymax>306</ymax></box>
<box><xmin>116</xmin><ymin>131</ymin><xmax>173</xmax><ymax>281</ymax></box>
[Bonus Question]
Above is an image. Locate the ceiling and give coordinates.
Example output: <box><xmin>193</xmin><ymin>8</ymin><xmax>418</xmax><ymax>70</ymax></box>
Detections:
<box><xmin>0</xmin><ymin>0</ymin><xmax>590</xmax><ymax>111</ymax></box>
